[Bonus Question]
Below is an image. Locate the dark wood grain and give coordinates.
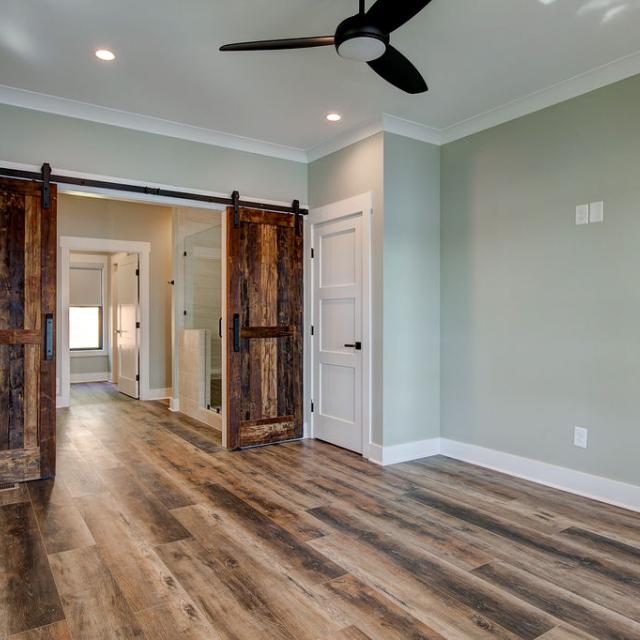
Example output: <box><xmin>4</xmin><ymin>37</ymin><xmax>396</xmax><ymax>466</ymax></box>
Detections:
<box><xmin>0</xmin><ymin>179</ymin><xmax>56</xmax><ymax>481</ymax></box>
<box><xmin>0</xmin><ymin>502</ymin><xmax>65</xmax><ymax>636</ymax></box>
<box><xmin>5</xmin><ymin>384</ymin><xmax>640</xmax><ymax>640</ymax></box>
<box><xmin>227</xmin><ymin>207</ymin><xmax>303</xmax><ymax>448</ymax></box>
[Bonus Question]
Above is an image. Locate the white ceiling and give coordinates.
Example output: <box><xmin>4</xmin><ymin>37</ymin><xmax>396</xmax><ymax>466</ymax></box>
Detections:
<box><xmin>2</xmin><ymin>0</ymin><xmax>640</xmax><ymax>155</ymax></box>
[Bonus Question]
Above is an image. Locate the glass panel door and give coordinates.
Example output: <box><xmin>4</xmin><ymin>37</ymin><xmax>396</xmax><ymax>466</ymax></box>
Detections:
<box><xmin>183</xmin><ymin>224</ymin><xmax>222</xmax><ymax>413</ymax></box>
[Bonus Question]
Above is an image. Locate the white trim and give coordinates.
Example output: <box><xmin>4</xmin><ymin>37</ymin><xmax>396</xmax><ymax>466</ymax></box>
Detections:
<box><xmin>169</xmin><ymin>398</ymin><xmax>181</xmax><ymax>413</ymax></box>
<box><xmin>56</xmin><ymin>394</ymin><xmax>70</xmax><ymax>409</ymax></box>
<box><xmin>382</xmin><ymin>114</ymin><xmax>442</xmax><ymax>146</ymax></box>
<box><xmin>368</xmin><ymin>438</ymin><xmax>441</xmax><ymax>466</ymax></box>
<box><xmin>440</xmin><ymin>49</ymin><xmax>640</xmax><ymax>144</ymax></box>
<box><xmin>70</xmin><ymin>372</ymin><xmax>110</xmax><ymax>384</ymax></box>
<box><xmin>4</xmin><ymin>49</ymin><xmax>640</xmax><ymax>160</ymax></box>
<box><xmin>59</xmin><ymin>236</ymin><xmax>152</xmax><ymax>403</ymax></box>
<box><xmin>146</xmin><ymin>387</ymin><xmax>173</xmax><ymax>401</ymax></box>
<box><xmin>307</xmin><ymin>192</ymin><xmax>373</xmax><ymax>458</ymax></box>
<box><xmin>307</xmin><ymin>113</ymin><xmax>442</xmax><ymax>162</ymax></box>
<box><xmin>307</xmin><ymin>117</ymin><xmax>386</xmax><ymax>163</ymax></box>
<box><xmin>364</xmin><ymin>436</ymin><xmax>640</xmax><ymax>513</ymax></box>
<box><xmin>0</xmin><ymin>85</ymin><xmax>307</xmax><ymax>163</ymax></box>
<box><xmin>440</xmin><ymin>439</ymin><xmax>640</xmax><ymax>514</ymax></box>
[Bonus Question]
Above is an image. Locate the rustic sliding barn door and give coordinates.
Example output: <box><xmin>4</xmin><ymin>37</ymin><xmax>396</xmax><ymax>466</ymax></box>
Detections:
<box><xmin>227</xmin><ymin>207</ymin><xmax>303</xmax><ymax>449</ymax></box>
<box><xmin>0</xmin><ymin>178</ymin><xmax>56</xmax><ymax>483</ymax></box>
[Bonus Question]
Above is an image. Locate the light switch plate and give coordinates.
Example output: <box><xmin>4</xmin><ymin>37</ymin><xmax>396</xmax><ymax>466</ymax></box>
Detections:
<box><xmin>576</xmin><ymin>204</ymin><xmax>589</xmax><ymax>226</ymax></box>
<box><xmin>574</xmin><ymin>426</ymin><xmax>588</xmax><ymax>449</ymax></box>
<box><xmin>589</xmin><ymin>201</ymin><xmax>604</xmax><ymax>223</ymax></box>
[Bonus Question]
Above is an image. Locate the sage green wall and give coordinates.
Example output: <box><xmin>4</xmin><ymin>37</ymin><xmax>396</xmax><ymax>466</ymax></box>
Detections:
<box><xmin>441</xmin><ymin>74</ymin><xmax>640</xmax><ymax>486</ymax></box>
<box><xmin>0</xmin><ymin>104</ymin><xmax>307</xmax><ymax>202</ymax></box>
<box><xmin>59</xmin><ymin>195</ymin><xmax>173</xmax><ymax>390</ymax></box>
<box><xmin>308</xmin><ymin>133</ymin><xmax>385</xmax><ymax>444</ymax></box>
<box><xmin>384</xmin><ymin>133</ymin><xmax>440</xmax><ymax>446</ymax></box>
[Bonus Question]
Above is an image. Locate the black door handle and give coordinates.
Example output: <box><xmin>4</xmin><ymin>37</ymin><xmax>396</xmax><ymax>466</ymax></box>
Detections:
<box><xmin>344</xmin><ymin>342</ymin><xmax>362</xmax><ymax>350</ymax></box>
<box><xmin>233</xmin><ymin>314</ymin><xmax>240</xmax><ymax>352</ymax></box>
<box><xmin>44</xmin><ymin>314</ymin><xmax>54</xmax><ymax>361</ymax></box>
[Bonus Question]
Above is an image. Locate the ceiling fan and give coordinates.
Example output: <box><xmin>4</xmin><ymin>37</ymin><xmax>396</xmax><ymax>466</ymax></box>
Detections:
<box><xmin>220</xmin><ymin>0</ymin><xmax>432</xmax><ymax>94</ymax></box>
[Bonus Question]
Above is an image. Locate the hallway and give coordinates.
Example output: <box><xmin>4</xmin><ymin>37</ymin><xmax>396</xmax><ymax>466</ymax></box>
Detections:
<box><xmin>1</xmin><ymin>384</ymin><xmax>640</xmax><ymax>639</ymax></box>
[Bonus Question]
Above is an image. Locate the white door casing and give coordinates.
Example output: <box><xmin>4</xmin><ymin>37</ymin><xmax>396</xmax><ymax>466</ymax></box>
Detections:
<box><xmin>116</xmin><ymin>253</ymin><xmax>140</xmax><ymax>398</ymax></box>
<box><xmin>309</xmin><ymin>194</ymin><xmax>372</xmax><ymax>455</ymax></box>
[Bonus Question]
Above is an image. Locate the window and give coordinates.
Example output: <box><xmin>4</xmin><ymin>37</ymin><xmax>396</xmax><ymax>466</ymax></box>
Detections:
<box><xmin>69</xmin><ymin>306</ymin><xmax>102</xmax><ymax>350</ymax></box>
<box><xmin>69</xmin><ymin>264</ymin><xmax>105</xmax><ymax>353</ymax></box>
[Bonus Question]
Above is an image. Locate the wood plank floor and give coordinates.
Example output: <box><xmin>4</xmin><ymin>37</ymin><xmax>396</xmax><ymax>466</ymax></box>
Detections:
<box><xmin>1</xmin><ymin>383</ymin><xmax>639</xmax><ymax>639</ymax></box>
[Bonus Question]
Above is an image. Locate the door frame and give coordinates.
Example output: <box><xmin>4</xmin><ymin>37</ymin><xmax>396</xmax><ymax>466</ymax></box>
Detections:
<box><xmin>58</xmin><ymin>236</ymin><xmax>150</xmax><ymax>407</ymax></box>
<box><xmin>306</xmin><ymin>193</ymin><xmax>373</xmax><ymax>458</ymax></box>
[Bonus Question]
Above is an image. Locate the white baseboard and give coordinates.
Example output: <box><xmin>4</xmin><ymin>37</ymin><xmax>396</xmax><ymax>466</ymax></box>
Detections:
<box><xmin>145</xmin><ymin>387</ymin><xmax>173</xmax><ymax>401</ymax></box>
<box><xmin>169</xmin><ymin>398</ymin><xmax>180</xmax><ymax>412</ymax></box>
<box><xmin>440</xmin><ymin>439</ymin><xmax>640</xmax><ymax>514</ymax></box>
<box><xmin>56</xmin><ymin>395</ymin><xmax>70</xmax><ymax>409</ymax></box>
<box><xmin>365</xmin><ymin>435</ymin><xmax>640</xmax><ymax>512</ymax></box>
<box><xmin>70</xmin><ymin>372</ymin><xmax>110</xmax><ymax>384</ymax></box>
<box><xmin>368</xmin><ymin>438</ymin><xmax>441</xmax><ymax>466</ymax></box>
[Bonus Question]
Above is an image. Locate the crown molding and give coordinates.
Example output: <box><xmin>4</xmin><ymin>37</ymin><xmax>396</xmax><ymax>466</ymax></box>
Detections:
<box><xmin>382</xmin><ymin>114</ymin><xmax>442</xmax><ymax>146</ymax></box>
<box><xmin>440</xmin><ymin>49</ymin><xmax>640</xmax><ymax>144</ymax></box>
<box><xmin>3</xmin><ymin>48</ymin><xmax>640</xmax><ymax>163</ymax></box>
<box><xmin>306</xmin><ymin>117</ymin><xmax>385</xmax><ymax>163</ymax></box>
<box><xmin>306</xmin><ymin>113</ymin><xmax>442</xmax><ymax>163</ymax></box>
<box><xmin>0</xmin><ymin>84</ymin><xmax>308</xmax><ymax>163</ymax></box>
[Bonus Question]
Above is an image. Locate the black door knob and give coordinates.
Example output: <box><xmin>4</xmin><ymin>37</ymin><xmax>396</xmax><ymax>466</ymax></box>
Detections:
<box><xmin>344</xmin><ymin>342</ymin><xmax>362</xmax><ymax>350</ymax></box>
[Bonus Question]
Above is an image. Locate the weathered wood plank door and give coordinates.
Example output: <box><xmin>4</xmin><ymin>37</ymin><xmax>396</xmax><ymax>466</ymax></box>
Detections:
<box><xmin>227</xmin><ymin>207</ymin><xmax>303</xmax><ymax>449</ymax></box>
<box><xmin>0</xmin><ymin>178</ymin><xmax>56</xmax><ymax>483</ymax></box>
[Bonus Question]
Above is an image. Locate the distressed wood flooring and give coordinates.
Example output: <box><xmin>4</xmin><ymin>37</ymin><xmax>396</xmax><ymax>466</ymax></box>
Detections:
<box><xmin>1</xmin><ymin>383</ymin><xmax>640</xmax><ymax>639</ymax></box>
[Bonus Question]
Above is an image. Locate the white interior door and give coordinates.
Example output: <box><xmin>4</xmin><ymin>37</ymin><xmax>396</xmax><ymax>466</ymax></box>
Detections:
<box><xmin>116</xmin><ymin>253</ymin><xmax>140</xmax><ymax>398</ymax></box>
<box><xmin>312</xmin><ymin>211</ymin><xmax>366</xmax><ymax>453</ymax></box>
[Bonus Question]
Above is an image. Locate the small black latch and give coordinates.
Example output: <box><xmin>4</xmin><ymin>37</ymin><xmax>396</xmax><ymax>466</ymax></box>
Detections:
<box><xmin>136</xmin><ymin>374</ymin><xmax>140</xmax><ymax>382</ymax></box>
<box><xmin>136</xmin><ymin>321</ymin><xmax>141</xmax><ymax>329</ymax></box>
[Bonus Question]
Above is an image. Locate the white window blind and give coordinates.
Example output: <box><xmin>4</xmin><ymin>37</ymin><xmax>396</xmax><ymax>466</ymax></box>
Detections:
<box><xmin>70</xmin><ymin>266</ymin><xmax>102</xmax><ymax>306</ymax></box>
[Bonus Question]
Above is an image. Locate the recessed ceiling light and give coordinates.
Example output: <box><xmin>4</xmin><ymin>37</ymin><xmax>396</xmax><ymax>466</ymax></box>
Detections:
<box><xmin>95</xmin><ymin>49</ymin><xmax>116</xmax><ymax>61</ymax></box>
<box><xmin>326</xmin><ymin>113</ymin><xmax>342</xmax><ymax>122</ymax></box>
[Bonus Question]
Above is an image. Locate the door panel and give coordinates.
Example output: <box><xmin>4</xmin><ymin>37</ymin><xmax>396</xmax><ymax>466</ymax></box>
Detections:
<box><xmin>227</xmin><ymin>207</ymin><xmax>303</xmax><ymax>449</ymax></box>
<box><xmin>313</xmin><ymin>215</ymin><xmax>363</xmax><ymax>454</ymax></box>
<box><xmin>116</xmin><ymin>254</ymin><xmax>140</xmax><ymax>399</ymax></box>
<box><xmin>0</xmin><ymin>178</ymin><xmax>56</xmax><ymax>483</ymax></box>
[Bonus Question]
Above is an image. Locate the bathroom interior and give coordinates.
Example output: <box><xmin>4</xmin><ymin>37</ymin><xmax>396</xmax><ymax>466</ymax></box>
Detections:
<box><xmin>174</xmin><ymin>207</ymin><xmax>225</xmax><ymax>432</ymax></box>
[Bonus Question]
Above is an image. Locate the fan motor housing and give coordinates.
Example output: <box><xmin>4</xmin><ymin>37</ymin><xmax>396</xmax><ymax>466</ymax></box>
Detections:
<box><xmin>335</xmin><ymin>15</ymin><xmax>389</xmax><ymax>62</ymax></box>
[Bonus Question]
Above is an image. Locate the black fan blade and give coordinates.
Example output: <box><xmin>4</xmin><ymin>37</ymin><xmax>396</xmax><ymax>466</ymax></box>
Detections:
<box><xmin>220</xmin><ymin>36</ymin><xmax>334</xmax><ymax>52</ymax></box>
<box><xmin>368</xmin><ymin>46</ymin><xmax>428</xmax><ymax>94</ymax></box>
<box><xmin>366</xmin><ymin>0</ymin><xmax>433</xmax><ymax>34</ymax></box>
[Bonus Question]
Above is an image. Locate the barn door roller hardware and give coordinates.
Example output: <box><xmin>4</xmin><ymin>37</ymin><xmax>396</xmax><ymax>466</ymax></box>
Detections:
<box><xmin>232</xmin><ymin>190</ymin><xmax>240</xmax><ymax>228</ymax></box>
<box><xmin>292</xmin><ymin>199</ymin><xmax>301</xmax><ymax>235</ymax></box>
<box><xmin>41</xmin><ymin>163</ymin><xmax>51</xmax><ymax>209</ymax></box>
<box><xmin>0</xmin><ymin>164</ymin><xmax>308</xmax><ymax>216</ymax></box>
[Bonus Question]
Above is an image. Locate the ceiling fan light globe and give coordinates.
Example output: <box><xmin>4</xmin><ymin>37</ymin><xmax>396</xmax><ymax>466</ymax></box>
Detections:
<box><xmin>337</xmin><ymin>36</ymin><xmax>387</xmax><ymax>62</ymax></box>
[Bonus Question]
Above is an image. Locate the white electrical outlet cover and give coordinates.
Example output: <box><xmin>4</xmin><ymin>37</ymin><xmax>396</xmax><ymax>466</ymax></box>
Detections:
<box><xmin>574</xmin><ymin>426</ymin><xmax>588</xmax><ymax>449</ymax></box>
<box><xmin>590</xmin><ymin>201</ymin><xmax>604</xmax><ymax>223</ymax></box>
<box><xmin>575</xmin><ymin>204</ymin><xmax>589</xmax><ymax>225</ymax></box>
